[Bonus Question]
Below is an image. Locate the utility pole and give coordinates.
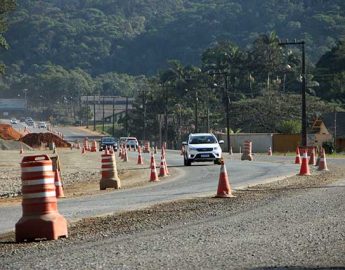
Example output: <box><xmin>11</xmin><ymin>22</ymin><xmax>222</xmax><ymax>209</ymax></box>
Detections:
<box><xmin>164</xmin><ymin>83</ymin><xmax>168</xmax><ymax>146</ymax></box>
<box><xmin>142</xmin><ymin>90</ymin><xmax>147</xmax><ymax>141</ymax></box>
<box><xmin>102</xmin><ymin>96</ymin><xmax>105</xmax><ymax>132</ymax></box>
<box><xmin>195</xmin><ymin>90</ymin><xmax>198</xmax><ymax>133</ymax></box>
<box><xmin>86</xmin><ymin>95</ymin><xmax>89</xmax><ymax>128</ymax></box>
<box><xmin>279</xmin><ymin>40</ymin><xmax>307</xmax><ymax>147</ymax></box>
<box><xmin>224</xmin><ymin>75</ymin><xmax>230</xmax><ymax>153</ymax></box>
<box><xmin>206</xmin><ymin>92</ymin><xmax>210</xmax><ymax>133</ymax></box>
<box><xmin>334</xmin><ymin>106</ymin><xmax>337</xmax><ymax>150</ymax></box>
<box><xmin>93</xmin><ymin>94</ymin><xmax>96</xmax><ymax>131</ymax></box>
<box><xmin>112</xmin><ymin>96</ymin><xmax>115</xmax><ymax>137</ymax></box>
<box><xmin>207</xmin><ymin>71</ymin><xmax>231</xmax><ymax>153</ymax></box>
<box><xmin>125</xmin><ymin>96</ymin><xmax>129</xmax><ymax>136</ymax></box>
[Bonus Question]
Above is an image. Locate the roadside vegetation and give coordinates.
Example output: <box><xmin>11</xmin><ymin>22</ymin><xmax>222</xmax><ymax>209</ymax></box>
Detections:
<box><xmin>0</xmin><ymin>0</ymin><xmax>344</xmax><ymax>146</ymax></box>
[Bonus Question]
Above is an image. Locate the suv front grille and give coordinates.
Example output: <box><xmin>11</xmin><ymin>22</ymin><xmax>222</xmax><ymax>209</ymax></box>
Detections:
<box><xmin>196</xmin><ymin>148</ymin><xmax>213</xmax><ymax>152</ymax></box>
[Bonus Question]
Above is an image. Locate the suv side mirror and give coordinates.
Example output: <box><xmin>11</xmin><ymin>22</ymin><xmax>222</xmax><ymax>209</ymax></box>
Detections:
<box><xmin>182</xmin><ymin>141</ymin><xmax>187</xmax><ymax>145</ymax></box>
<box><xmin>218</xmin><ymin>140</ymin><xmax>224</xmax><ymax>144</ymax></box>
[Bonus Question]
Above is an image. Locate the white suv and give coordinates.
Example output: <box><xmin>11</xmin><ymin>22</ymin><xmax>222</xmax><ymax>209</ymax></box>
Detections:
<box><xmin>125</xmin><ymin>137</ymin><xmax>139</xmax><ymax>149</ymax></box>
<box><xmin>182</xmin><ymin>133</ymin><xmax>224</xmax><ymax>166</ymax></box>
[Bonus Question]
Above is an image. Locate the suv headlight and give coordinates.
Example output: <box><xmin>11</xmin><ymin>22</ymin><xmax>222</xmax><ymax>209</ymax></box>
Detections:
<box><xmin>189</xmin><ymin>146</ymin><xmax>197</xmax><ymax>151</ymax></box>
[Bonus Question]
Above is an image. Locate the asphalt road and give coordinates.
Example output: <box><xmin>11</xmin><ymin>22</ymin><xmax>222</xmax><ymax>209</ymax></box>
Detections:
<box><xmin>0</xmin><ymin>150</ymin><xmax>299</xmax><ymax>234</ymax></box>
<box><xmin>53</xmin><ymin>126</ymin><xmax>103</xmax><ymax>142</ymax></box>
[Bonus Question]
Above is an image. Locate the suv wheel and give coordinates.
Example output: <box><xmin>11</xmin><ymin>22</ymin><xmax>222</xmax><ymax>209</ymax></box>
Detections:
<box><xmin>184</xmin><ymin>155</ymin><xmax>191</xmax><ymax>166</ymax></box>
<box><xmin>214</xmin><ymin>159</ymin><xmax>221</xmax><ymax>165</ymax></box>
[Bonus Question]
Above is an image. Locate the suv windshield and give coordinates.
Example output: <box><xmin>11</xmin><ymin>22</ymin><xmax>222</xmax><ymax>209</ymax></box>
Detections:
<box><xmin>189</xmin><ymin>135</ymin><xmax>216</xmax><ymax>144</ymax></box>
<box><xmin>102</xmin><ymin>137</ymin><xmax>115</xmax><ymax>143</ymax></box>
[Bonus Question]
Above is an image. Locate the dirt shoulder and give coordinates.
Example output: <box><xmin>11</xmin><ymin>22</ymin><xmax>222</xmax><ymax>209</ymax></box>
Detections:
<box><xmin>0</xmin><ymin>148</ymin><xmax>172</xmax><ymax>206</ymax></box>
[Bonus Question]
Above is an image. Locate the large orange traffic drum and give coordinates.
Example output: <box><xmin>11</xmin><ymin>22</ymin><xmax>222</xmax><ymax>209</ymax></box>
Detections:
<box><xmin>15</xmin><ymin>154</ymin><xmax>68</xmax><ymax>242</ymax></box>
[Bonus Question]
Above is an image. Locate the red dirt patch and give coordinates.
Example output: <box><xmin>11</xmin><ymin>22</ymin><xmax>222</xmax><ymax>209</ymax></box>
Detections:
<box><xmin>20</xmin><ymin>133</ymin><xmax>71</xmax><ymax>148</ymax></box>
<box><xmin>0</xmin><ymin>124</ymin><xmax>22</xmax><ymax>140</ymax></box>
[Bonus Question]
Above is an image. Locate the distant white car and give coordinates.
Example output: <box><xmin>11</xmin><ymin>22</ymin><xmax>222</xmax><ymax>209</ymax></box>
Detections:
<box><xmin>10</xmin><ymin>118</ymin><xmax>18</xmax><ymax>124</ymax></box>
<box><xmin>38</xmin><ymin>121</ymin><xmax>47</xmax><ymax>128</ymax></box>
<box><xmin>182</xmin><ymin>133</ymin><xmax>224</xmax><ymax>166</ymax></box>
<box><xmin>126</xmin><ymin>137</ymin><xmax>139</xmax><ymax>149</ymax></box>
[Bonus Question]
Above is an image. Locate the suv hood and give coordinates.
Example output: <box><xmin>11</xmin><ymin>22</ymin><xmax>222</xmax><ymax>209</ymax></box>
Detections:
<box><xmin>189</xmin><ymin>143</ymin><xmax>219</xmax><ymax>149</ymax></box>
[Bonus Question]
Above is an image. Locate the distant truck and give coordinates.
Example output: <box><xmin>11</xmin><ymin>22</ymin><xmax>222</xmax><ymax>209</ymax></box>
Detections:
<box><xmin>99</xmin><ymin>136</ymin><xmax>118</xmax><ymax>152</ymax></box>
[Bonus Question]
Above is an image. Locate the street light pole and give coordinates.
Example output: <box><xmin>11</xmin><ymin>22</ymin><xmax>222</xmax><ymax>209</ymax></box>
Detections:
<box><xmin>93</xmin><ymin>94</ymin><xmax>96</xmax><ymax>131</ymax></box>
<box><xmin>278</xmin><ymin>40</ymin><xmax>307</xmax><ymax>147</ymax></box>
<box><xmin>102</xmin><ymin>96</ymin><xmax>105</xmax><ymax>132</ymax></box>
<box><xmin>207</xmin><ymin>72</ymin><xmax>231</xmax><ymax>153</ymax></box>
<box><xmin>164</xmin><ymin>86</ymin><xmax>168</xmax><ymax>146</ymax></box>
<box><xmin>125</xmin><ymin>96</ymin><xmax>129</xmax><ymax>136</ymax></box>
<box><xmin>224</xmin><ymin>75</ymin><xmax>231</xmax><ymax>153</ymax></box>
<box><xmin>206</xmin><ymin>92</ymin><xmax>210</xmax><ymax>133</ymax></box>
<box><xmin>301</xmin><ymin>42</ymin><xmax>307</xmax><ymax>147</ymax></box>
<box><xmin>195</xmin><ymin>90</ymin><xmax>198</xmax><ymax>133</ymax></box>
<box><xmin>142</xmin><ymin>90</ymin><xmax>147</xmax><ymax>141</ymax></box>
<box><xmin>23</xmin><ymin>89</ymin><xmax>28</xmax><ymax>114</ymax></box>
<box><xmin>86</xmin><ymin>95</ymin><xmax>89</xmax><ymax>128</ymax></box>
<box><xmin>112</xmin><ymin>96</ymin><xmax>115</xmax><ymax>137</ymax></box>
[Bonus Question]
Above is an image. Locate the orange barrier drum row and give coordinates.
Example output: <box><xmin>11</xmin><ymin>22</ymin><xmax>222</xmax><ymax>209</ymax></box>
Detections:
<box><xmin>15</xmin><ymin>155</ymin><xmax>68</xmax><ymax>242</ymax></box>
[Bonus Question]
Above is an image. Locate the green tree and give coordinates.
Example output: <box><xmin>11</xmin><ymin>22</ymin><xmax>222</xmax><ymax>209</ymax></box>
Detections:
<box><xmin>0</xmin><ymin>0</ymin><xmax>16</xmax><ymax>73</ymax></box>
<box><xmin>278</xmin><ymin>119</ymin><xmax>301</xmax><ymax>134</ymax></box>
<box><xmin>315</xmin><ymin>39</ymin><xmax>345</xmax><ymax>104</ymax></box>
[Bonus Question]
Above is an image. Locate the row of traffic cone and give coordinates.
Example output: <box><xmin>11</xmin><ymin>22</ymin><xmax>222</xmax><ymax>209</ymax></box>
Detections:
<box><xmin>297</xmin><ymin>147</ymin><xmax>329</xmax><ymax>176</ymax></box>
<box><xmin>149</xmin><ymin>146</ymin><xmax>169</xmax><ymax>181</ymax></box>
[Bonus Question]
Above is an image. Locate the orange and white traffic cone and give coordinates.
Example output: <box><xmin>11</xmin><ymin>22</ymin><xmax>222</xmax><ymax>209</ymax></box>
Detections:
<box><xmin>123</xmin><ymin>147</ymin><xmax>128</xmax><ymax>162</ymax></box>
<box><xmin>215</xmin><ymin>159</ymin><xmax>235</xmax><ymax>198</ymax></box>
<box><xmin>51</xmin><ymin>155</ymin><xmax>65</xmax><ymax>198</ymax></box>
<box><xmin>295</xmin><ymin>147</ymin><xmax>301</xmax><ymax>164</ymax></box>
<box><xmin>91</xmin><ymin>140</ymin><xmax>97</xmax><ymax>152</ymax></box>
<box><xmin>163</xmin><ymin>151</ymin><xmax>169</xmax><ymax>175</ymax></box>
<box><xmin>149</xmin><ymin>153</ymin><xmax>159</xmax><ymax>182</ymax></box>
<box><xmin>159</xmin><ymin>155</ymin><xmax>168</xmax><ymax>177</ymax></box>
<box><xmin>268</xmin><ymin>146</ymin><xmax>272</xmax><ymax>156</ymax></box>
<box><xmin>299</xmin><ymin>149</ymin><xmax>311</xmax><ymax>176</ymax></box>
<box><xmin>318</xmin><ymin>148</ymin><xmax>329</xmax><ymax>171</ymax></box>
<box><xmin>137</xmin><ymin>146</ymin><xmax>144</xmax><ymax>165</ymax></box>
<box><xmin>54</xmin><ymin>169</ymin><xmax>65</xmax><ymax>198</ymax></box>
<box><xmin>121</xmin><ymin>146</ymin><xmax>126</xmax><ymax>160</ymax></box>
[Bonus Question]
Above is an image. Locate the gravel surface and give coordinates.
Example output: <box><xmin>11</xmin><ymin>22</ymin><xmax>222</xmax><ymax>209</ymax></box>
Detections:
<box><xmin>0</xmin><ymin>163</ymin><xmax>344</xmax><ymax>269</ymax></box>
<box><xmin>0</xmin><ymin>149</ymin><xmax>157</xmax><ymax>201</ymax></box>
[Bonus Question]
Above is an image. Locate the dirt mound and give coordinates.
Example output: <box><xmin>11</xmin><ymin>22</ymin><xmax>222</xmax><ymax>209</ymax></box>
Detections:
<box><xmin>0</xmin><ymin>138</ymin><xmax>32</xmax><ymax>151</ymax></box>
<box><xmin>20</xmin><ymin>132</ymin><xmax>71</xmax><ymax>148</ymax></box>
<box><xmin>0</xmin><ymin>124</ymin><xmax>22</xmax><ymax>140</ymax></box>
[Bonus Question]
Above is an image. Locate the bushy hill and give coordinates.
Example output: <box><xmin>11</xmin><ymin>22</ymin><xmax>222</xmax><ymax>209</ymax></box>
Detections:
<box><xmin>1</xmin><ymin>0</ymin><xmax>345</xmax><ymax>75</ymax></box>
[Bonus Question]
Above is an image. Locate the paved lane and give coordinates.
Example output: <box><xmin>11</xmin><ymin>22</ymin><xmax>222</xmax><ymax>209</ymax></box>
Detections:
<box><xmin>0</xmin><ymin>151</ymin><xmax>299</xmax><ymax>234</ymax></box>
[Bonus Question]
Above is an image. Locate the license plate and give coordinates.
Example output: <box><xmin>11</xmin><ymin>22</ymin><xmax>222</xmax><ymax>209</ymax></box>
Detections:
<box><xmin>200</xmin><ymin>154</ymin><xmax>209</xmax><ymax>157</ymax></box>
